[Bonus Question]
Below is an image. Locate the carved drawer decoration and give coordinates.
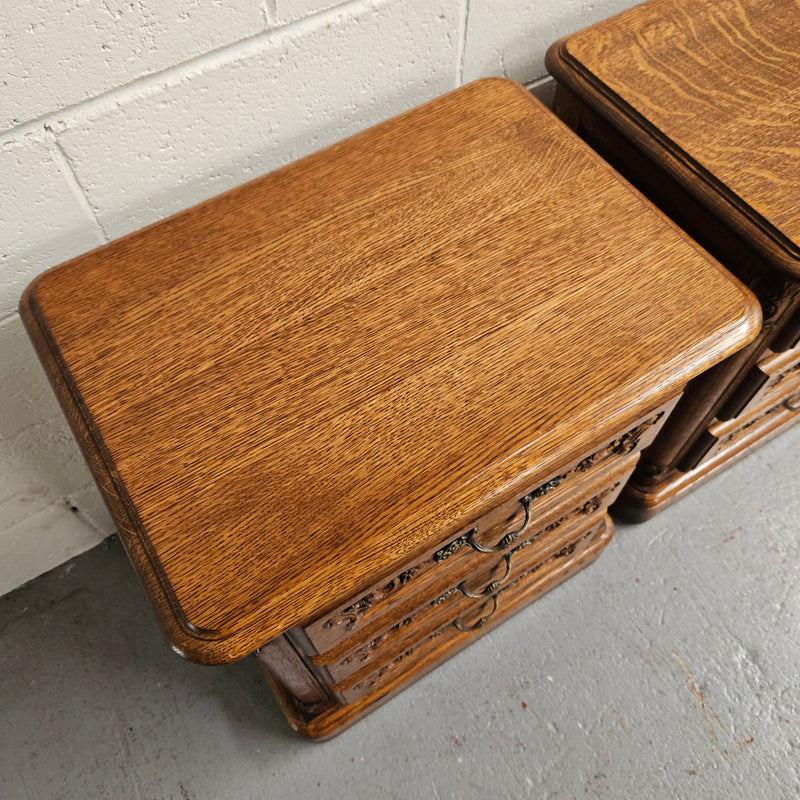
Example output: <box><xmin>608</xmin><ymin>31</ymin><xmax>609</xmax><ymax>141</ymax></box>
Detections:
<box><xmin>266</xmin><ymin>410</ymin><xmax>667</xmax><ymax>723</ymax></box>
<box><xmin>310</xmin><ymin>470</ymin><xmax>628</xmax><ymax>683</ymax></box>
<box><xmin>278</xmin><ymin>444</ymin><xmax>643</xmax><ymax>713</ymax></box>
<box><xmin>301</xmin><ymin>412</ymin><xmax>664</xmax><ymax>654</ymax></box>
<box><xmin>708</xmin><ymin>374</ymin><xmax>800</xmax><ymax>457</ymax></box>
<box><xmin>332</xmin><ymin>514</ymin><xmax>610</xmax><ymax>704</ymax></box>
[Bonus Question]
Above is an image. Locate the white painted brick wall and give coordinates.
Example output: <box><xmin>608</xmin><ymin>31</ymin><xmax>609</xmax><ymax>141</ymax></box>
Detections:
<box><xmin>59</xmin><ymin>0</ymin><xmax>463</xmax><ymax>240</ymax></box>
<box><xmin>0</xmin><ymin>0</ymin><xmax>641</xmax><ymax>595</ymax></box>
<box><xmin>273</xmin><ymin>0</ymin><xmax>349</xmax><ymax>24</ymax></box>
<box><xmin>0</xmin><ymin>138</ymin><xmax>105</xmax><ymax>317</ymax></box>
<box><xmin>462</xmin><ymin>0</ymin><xmax>643</xmax><ymax>84</ymax></box>
<box><xmin>0</xmin><ymin>315</ymin><xmax>115</xmax><ymax>596</ymax></box>
<box><xmin>2</xmin><ymin>0</ymin><xmax>267</xmax><ymax>131</ymax></box>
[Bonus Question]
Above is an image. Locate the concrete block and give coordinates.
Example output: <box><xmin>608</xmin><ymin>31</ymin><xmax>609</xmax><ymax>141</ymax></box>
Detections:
<box><xmin>58</xmin><ymin>0</ymin><xmax>462</xmax><ymax>240</ymax></box>
<box><xmin>462</xmin><ymin>0</ymin><xmax>642</xmax><ymax>85</ymax></box>
<box><xmin>0</xmin><ymin>138</ymin><xmax>105</xmax><ymax>319</ymax></box>
<box><xmin>0</xmin><ymin>499</ymin><xmax>108</xmax><ymax>597</ymax></box>
<box><xmin>0</xmin><ymin>314</ymin><xmax>112</xmax><ymax>596</ymax></box>
<box><xmin>275</xmin><ymin>0</ymin><xmax>349</xmax><ymax>24</ymax></box>
<box><xmin>2</xmin><ymin>0</ymin><xmax>266</xmax><ymax>132</ymax></box>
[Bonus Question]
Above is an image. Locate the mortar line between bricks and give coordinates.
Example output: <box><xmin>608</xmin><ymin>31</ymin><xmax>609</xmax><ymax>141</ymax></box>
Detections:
<box><xmin>48</xmin><ymin>134</ymin><xmax>110</xmax><ymax>243</ymax></box>
<box><xmin>0</xmin><ymin>490</ymin><xmax>110</xmax><ymax>544</ymax></box>
<box><xmin>0</xmin><ymin>0</ymin><xmax>375</xmax><ymax>147</ymax></box>
<box><xmin>0</xmin><ymin>310</ymin><xmax>20</xmax><ymax>327</ymax></box>
<box><xmin>64</xmin><ymin>485</ymin><xmax>116</xmax><ymax>539</ymax></box>
<box><xmin>527</xmin><ymin>75</ymin><xmax>554</xmax><ymax>90</ymax></box>
<box><xmin>457</xmin><ymin>0</ymin><xmax>471</xmax><ymax>85</ymax></box>
<box><xmin>263</xmin><ymin>0</ymin><xmax>277</xmax><ymax>27</ymax></box>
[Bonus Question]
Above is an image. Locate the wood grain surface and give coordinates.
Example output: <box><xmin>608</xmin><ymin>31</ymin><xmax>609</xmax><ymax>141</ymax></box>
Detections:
<box><xmin>547</xmin><ymin>0</ymin><xmax>800</xmax><ymax>279</ymax></box>
<box><xmin>21</xmin><ymin>78</ymin><xmax>759</xmax><ymax>664</ymax></box>
<box><xmin>548</xmin><ymin>84</ymin><xmax>800</xmax><ymax>476</ymax></box>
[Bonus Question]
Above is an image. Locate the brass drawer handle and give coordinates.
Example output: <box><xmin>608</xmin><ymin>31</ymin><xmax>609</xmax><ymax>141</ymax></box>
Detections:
<box><xmin>466</xmin><ymin>494</ymin><xmax>533</xmax><ymax>554</ymax></box>
<box><xmin>457</xmin><ymin>554</ymin><xmax>512</xmax><ymax>598</ymax></box>
<box><xmin>785</xmin><ymin>393</ymin><xmax>800</xmax><ymax>412</ymax></box>
<box><xmin>435</xmin><ymin>481</ymin><xmax>560</xmax><ymax>563</ymax></box>
<box><xmin>452</xmin><ymin>595</ymin><xmax>498</xmax><ymax>632</ymax></box>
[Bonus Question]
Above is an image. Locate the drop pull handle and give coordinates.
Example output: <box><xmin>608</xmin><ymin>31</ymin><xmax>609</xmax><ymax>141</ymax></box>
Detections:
<box><xmin>784</xmin><ymin>392</ymin><xmax>800</xmax><ymax>412</ymax></box>
<box><xmin>452</xmin><ymin>595</ymin><xmax>499</xmax><ymax>632</ymax></box>
<box><xmin>457</xmin><ymin>553</ymin><xmax>512</xmax><ymax>598</ymax></box>
<box><xmin>465</xmin><ymin>494</ymin><xmax>533</xmax><ymax>554</ymax></box>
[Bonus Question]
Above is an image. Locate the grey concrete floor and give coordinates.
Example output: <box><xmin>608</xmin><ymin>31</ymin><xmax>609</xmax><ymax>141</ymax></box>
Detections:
<box><xmin>2</xmin><ymin>425</ymin><xmax>799</xmax><ymax>800</ymax></box>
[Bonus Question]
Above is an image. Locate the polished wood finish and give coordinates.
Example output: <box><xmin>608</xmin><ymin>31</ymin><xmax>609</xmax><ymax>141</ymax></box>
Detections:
<box><xmin>300</xmin><ymin>412</ymin><xmax>659</xmax><ymax>657</ymax></box>
<box><xmin>548</xmin><ymin>0</ymin><xmax>800</xmax><ymax>279</ymax></box>
<box><xmin>260</xmin><ymin>515</ymin><xmax>613</xmax><ymax>739</ymax></box>
<box><xmin>547</xmin><ymin>0</ymin><xmax>800</xmax><ymax>519</ymax></box>
<box><xmin>21</xmin><ymin>78</ymin><xmax>759</xmax><ymax>736</ymax></box>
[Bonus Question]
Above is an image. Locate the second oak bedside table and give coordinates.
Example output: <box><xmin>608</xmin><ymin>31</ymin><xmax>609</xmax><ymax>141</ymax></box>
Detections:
<box><xmin>547</xmin><ymin>0</ymin><xmax>800</xmax><ymax>520</ymax></box>
<box><xmin>20</xmin><ymin>79</ymin><xmax>759</xmax><ymax>738</ymax></box>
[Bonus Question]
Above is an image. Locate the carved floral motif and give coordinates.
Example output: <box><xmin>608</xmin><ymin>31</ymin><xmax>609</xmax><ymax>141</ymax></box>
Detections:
<box><xmin>343</xmin><ymin>520</ymin><xmax>605</xmax><ymax>698</ymax></box>
<box><xmin>322</xmin><ymin>566</ymin><xmax>421</xmax><ymax>630</ymax></box>
<box><xmin>340</xmin><ymin>615</ymin><xmax>415</xmax><ymax>667</ymax></box>
<box><xmin>576</xmin><ymin>412</ymin><xmax>663</xmax><ymax>472</ymax></box>
<box><xmin>433</xmin><ymin>535</ymin><xmax>470</xmax><ymax>563</ymax></box>
<box><xmin>320</xmin><ymin>414</ymin><xmax>653</xmax><ymax>638</ymax></box>
<box><xmin>767</xmin><ymin>361</ymin><xmax>800</xmax><ymax>390</ymax></box>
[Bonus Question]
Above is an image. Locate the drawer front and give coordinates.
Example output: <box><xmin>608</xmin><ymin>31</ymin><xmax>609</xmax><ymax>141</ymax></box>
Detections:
<box><xmin>707</xmin><ymin>374</ymin><xmax>800</xmax><ymax>460</ymax></box>
<box><xmin>720</xmin><ymin>342</ymin><xmax>800</xmax><ymax>420</ymax></box>
<box><xmin>312</xmin><ymin>482</ymin><xmax>624</xmax><ymax>682</ymax></box>
<box><xmin>333</xmin><ymin>513</ymin><xmax>611</xmax><ymax>704</ymax></box>
<box><xmin>305</xmin><ymin>452</ymin><xmax>635</xmax><ymax>672</ymax></box>
<box><xmin>301</xmin><ymin>409</ymin><xmax>665</xmax><ymax>654</ymax></box>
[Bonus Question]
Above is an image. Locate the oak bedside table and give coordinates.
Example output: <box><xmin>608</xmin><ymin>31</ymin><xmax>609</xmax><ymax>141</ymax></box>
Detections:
<box><xmin>21</xmin><ymin>79</ymin><xmax>759</xmax><ymax>738</ymax></box>
<box><xmin>547</xmin><ymin>0</ymin><xmax>800</xmax><ymax>520</ymax></box>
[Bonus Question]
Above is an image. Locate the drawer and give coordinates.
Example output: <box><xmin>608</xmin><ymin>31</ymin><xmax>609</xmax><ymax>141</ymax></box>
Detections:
<box><xmin>304</xmin><ymin>451</ymin><xmax>636</xmax><ymax>669</ymax></box>
<box><xmin>720</xmin><ymin>342</ymin><xmax>800</xmax><ymax>420</ymax></box>
<box><xmin>300</xmin><ymin>409</ymin><xmax>665</xmax><ymax>654</ymax></box>
<box><xmin>311</xmin><ymin>477</ymin><xmax>624</xmax><ymax>683</ymax></box>
<box><xmin>707</xmin><ymin>373</ymin><xmax>800</xmax><ymax>459</ymax></box>
<box><xmin>332</xmin><ymin>512</ymin><xmax>611</xmax><ymax>704</ymax></box>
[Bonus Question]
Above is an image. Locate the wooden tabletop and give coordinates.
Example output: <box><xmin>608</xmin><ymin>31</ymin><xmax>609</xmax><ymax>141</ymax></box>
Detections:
<box><xmin>21</xmin><ymin>79</ymin><xmax>759</xmax><ymax>664</ymax></box>
<box><xmin>547</xmin><ymin>0</ymin><xmax>800</xmax><ymax>279</ymax></box>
